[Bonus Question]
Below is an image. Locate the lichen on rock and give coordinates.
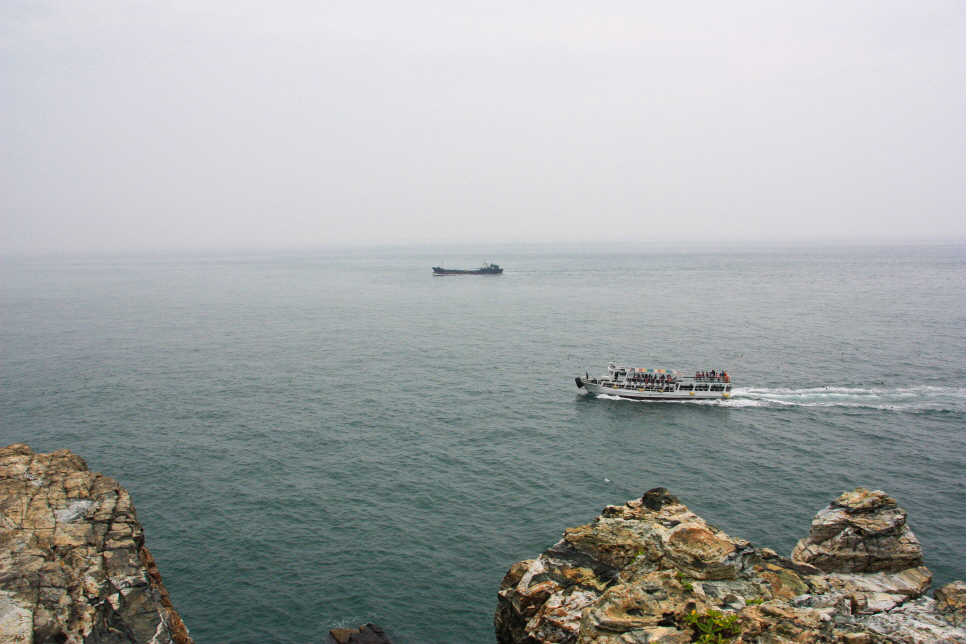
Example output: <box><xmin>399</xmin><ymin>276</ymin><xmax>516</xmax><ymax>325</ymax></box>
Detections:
<box><xmin>936</xmin><ymin>581</ymin><xmax>966</xmax><ymax>627</ymax></box>
<box><xmin>496</xmin><ymin>487</ymin><xmax>966</xmax><ymax>644</ymax></box>
<box><xmin>0</xmin><ymin>444</ymin><xmax>194</xmax><ymax>644</ymax></box>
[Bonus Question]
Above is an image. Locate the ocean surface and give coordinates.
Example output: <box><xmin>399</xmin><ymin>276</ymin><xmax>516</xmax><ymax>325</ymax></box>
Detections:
<box><xmin>2</xmin><ymin>243</ymin><xmax>964</xmax><ymax>644</ymax></box>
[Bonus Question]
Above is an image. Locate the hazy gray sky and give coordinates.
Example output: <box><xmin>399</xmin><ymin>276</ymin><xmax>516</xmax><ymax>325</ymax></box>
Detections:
<box><xmin>2</xmin><ymin>1</ymin><xmax>964</xmax><ymax>254</ymax></box>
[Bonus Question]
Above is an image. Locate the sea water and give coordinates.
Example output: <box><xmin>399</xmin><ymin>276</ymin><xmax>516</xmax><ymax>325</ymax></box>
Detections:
<box><xmin>2</xmin><ymin>243</ymin><xmax>964</xmax><ymax>644</ymax></box>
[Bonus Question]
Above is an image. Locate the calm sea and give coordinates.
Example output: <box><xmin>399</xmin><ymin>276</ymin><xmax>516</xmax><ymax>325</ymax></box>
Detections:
<box><xmin>2</xmin><ymin>243</ymin><xmax>964</xmax><ymax>644</ymax></box>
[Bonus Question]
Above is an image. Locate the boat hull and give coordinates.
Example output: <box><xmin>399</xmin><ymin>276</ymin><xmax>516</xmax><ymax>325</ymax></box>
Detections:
<box><xmin>432</xmin><ymin>268</ymin><xmax>503</xmax><ymax>275</ymax></box>
<box><xmin>579</xmin><ymin>380</ymin><xmax>730</xmax><ymax>401</ymax></box>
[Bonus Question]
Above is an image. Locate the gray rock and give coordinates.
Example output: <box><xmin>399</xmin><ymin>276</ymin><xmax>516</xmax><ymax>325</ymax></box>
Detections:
<box><xmin>857</xmin><ymin>596</ymin><xmax>966</xmax><ymax>643</ymax></box>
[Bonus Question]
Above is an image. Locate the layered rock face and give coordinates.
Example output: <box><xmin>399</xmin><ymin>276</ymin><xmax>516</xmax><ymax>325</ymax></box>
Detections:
<box><xmin>0</xmin><ymin>444</ymin><xmax>193</xmax><ymax>644</ymax></box>
<box><xmin>791</xmin><ymin>488</ymin><xmax>924</xmax><ymax>574</ymax></box>
<box><xmin>496</xmin><ymin>487</ymin><xmax>966</xmax><ymax>644</ymax></box>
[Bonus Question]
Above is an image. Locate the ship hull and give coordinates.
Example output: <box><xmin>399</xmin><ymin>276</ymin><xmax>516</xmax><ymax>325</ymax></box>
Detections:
<box><xmin>432</xmin><ymin>268</ymin><xmax>503</xmax><ymax>275</ymax></box>
<box><xmin>578</xmin><ymin>379</ymin><xmax>730</xmax><ymax>401</ymax></box>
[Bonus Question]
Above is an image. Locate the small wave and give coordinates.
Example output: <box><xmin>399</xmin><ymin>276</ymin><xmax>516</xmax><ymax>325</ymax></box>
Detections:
<box><xmin>322</xmin><ymin>611</ymin><xmax>381</xmax><ymax>632</ymax></box>
<box><xmin>724</xmin><ymin>385</ymin><xmax>966</xmax><ymax>412</ymax></box>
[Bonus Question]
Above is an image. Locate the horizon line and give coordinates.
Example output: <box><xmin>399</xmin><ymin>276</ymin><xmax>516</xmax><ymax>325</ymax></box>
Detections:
<box><xmin>3</xmin><ymin>236</ymin><xmax>966</xmax><ymax>261</ymax></box>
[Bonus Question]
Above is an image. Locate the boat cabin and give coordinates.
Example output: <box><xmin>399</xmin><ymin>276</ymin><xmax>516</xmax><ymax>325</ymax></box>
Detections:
<box><xmin>595</xmin><ymin>363</ymin><xmax>732</xmax><ymax>393</ymax></box>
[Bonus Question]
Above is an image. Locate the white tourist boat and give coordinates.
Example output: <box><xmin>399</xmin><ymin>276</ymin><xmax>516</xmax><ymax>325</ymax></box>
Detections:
<box><xmin>575</xmin><ymin>363</ymin><xmax>733</xmax><ymax>401</ymax></box>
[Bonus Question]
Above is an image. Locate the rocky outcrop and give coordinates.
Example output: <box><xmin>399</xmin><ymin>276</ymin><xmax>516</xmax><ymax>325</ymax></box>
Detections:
<box><xmin>791</xmin><ymin>488</ymin><xmax>924</xmax><ymax>573</ymax></box>
<box><xmin>0</xmin><ymin>444</ymin><xmax>193</xmax><ymax>644</ymax></box>
<box><xmin>496</xmin><ymin>487</ymin><xmax>966</xmax><ymax>644</ymax></box>
<box><xmin>329</xmin><ymin>623</ymin><xmax>393</xmax><ymax>643</ymax></box>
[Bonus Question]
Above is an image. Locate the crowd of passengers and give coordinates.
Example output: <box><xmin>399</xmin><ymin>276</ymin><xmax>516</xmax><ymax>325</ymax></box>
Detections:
<box><xmin>695</xmin><ymin>370</ymin><xmax>730</xmax><ymax>382</ymax></box>
<box><xmin>592</xmin><ymin>370</ymin><xmax>731</xmax><ymax>385</ymax></box>
<box><xmin>626</xmin><ymin>373</ymin><xmax>674</xmax><ymax>385</ymax></box>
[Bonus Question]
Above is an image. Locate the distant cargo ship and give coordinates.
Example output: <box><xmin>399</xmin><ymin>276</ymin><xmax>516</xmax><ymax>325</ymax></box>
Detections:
<box><xmin>432</xmin><ymin>263</ymin><xmax>504</xmax><ymax>275</ymax></box>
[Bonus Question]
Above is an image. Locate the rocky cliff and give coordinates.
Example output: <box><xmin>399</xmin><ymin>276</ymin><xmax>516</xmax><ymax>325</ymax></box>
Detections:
<box><xmin>7</xmin><ymin>443</ymin><xmax>965</xmax><ymax>644</ymax></box>
<box><xmin>0</xmin><ymin>444</ymin><xmax>193</xmax><ymax>644</ymax></box>
<box><xmin>496</xmin><ymin>487</ymin><xmax>966</xmax><ymax>644</ymax></box>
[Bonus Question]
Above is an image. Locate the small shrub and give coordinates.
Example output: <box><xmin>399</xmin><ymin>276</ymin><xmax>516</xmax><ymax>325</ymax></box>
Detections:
<box><xmin>745</xmin><ymin>597</ymin><xmax>764</xmax><ymax>605</ymax></box>
<box><xmin>675</xmin><ymin>571</ymin><xmax>694</xmax><ymax>592</ymax></box>
<box><xmin>680</xmin><ymin>609</ymin><xmax>741</xmax><ymax>644</ymax></box>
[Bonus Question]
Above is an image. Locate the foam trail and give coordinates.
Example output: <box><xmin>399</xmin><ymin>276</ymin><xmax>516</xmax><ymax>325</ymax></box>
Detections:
<box><xmin>724</xmin><ymin>386</ymin><xmax>966</xmax><ymax>412</ymax></box>
<box><xmin>592</xmin><ymin>386</ymin><xmax>966</xmax><ymax>412</ymax></box>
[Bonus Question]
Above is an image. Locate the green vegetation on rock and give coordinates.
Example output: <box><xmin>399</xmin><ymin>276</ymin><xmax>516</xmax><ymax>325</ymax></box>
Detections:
<box><xmin>680</xmin><ymin>609</ymin><xmax>741</xmax><ymax>644</ymax></box>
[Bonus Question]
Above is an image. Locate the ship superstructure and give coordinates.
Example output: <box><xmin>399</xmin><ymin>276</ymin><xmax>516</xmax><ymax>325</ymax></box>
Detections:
<box><xmin>576</xmin><ymin>362</ymin><xmax>733</xmax><ymax>400</ymax></box>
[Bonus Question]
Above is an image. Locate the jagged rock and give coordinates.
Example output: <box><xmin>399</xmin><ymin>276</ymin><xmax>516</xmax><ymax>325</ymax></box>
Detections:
<box><xmin>496</xmin><ymin>488</ymin><xmax>966</xmax><ymax>644</ymax></box>
<box><xmin>576</xmin><ymin>570</ymin><xmax>701</xmax><ymax>643</ymax></box>
<box><xmin>737</xmin><ymin>602</ymin><xmax>836</xmax><ymax>643</ymax></box>
<box><xmin>639</xmin><ymin>488</ymin><xmax>680</xmax><ymax>511</ymax></box>
<box><xmin>822</xmin><ymin>567</ymin><xmax>932</xmax><ymax>613</ymax></box>
<box><xmin>936</xmin><ymin>582</ymin><xmax>966</xmax><ymax>627</ymax></box>
<box><xmin>0</xmin><ymin>444</ymin><xmax>193</xmax><ymax>644</ymax></box>
<box><xmin>329</xmin><ymin>623</ymin><xmax>392</xmax><ymax>643</ymax></box>
<box><xmin>856</xmin><ymin>596</ymin><xmax>966</xmax><ymax>643</ymax></box>
<box><xmin>495</xmin><ymin>492</ymin><xmax>763</xmax><ymax>644</ymax></box>
<box><xmin>791</xmin><ymin>487</ymin><xmax>924</xmax><ymax>573</ymax></box>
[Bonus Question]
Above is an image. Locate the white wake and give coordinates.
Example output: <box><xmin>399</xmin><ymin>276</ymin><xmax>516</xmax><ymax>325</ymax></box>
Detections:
<box><xmin>593</xmin><ymin>386</ymin><xmax>966</xmax><ymax>412</ymax></box>
<box><xmin>722</xmin><ymin>385</ymin><xmax>966</xmax><ymax>412</ymax></box>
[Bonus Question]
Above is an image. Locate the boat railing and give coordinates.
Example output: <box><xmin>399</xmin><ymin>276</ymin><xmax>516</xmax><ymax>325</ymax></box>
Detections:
<box><xmin>595</xmin><ymin>374</ymin><xmax>733</xmax><ymax>387</ymax></box>
<box><xmin>610</xmin><ymin>380</ymin><xmax>681</xmax><ymax>391</ymax></box>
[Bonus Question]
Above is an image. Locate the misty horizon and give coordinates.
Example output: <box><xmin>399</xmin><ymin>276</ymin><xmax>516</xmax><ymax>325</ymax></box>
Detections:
<box><xmin>3</xmin><ymin>2</ymin><xmax>964</xmax><ymax>255</ymax></box>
